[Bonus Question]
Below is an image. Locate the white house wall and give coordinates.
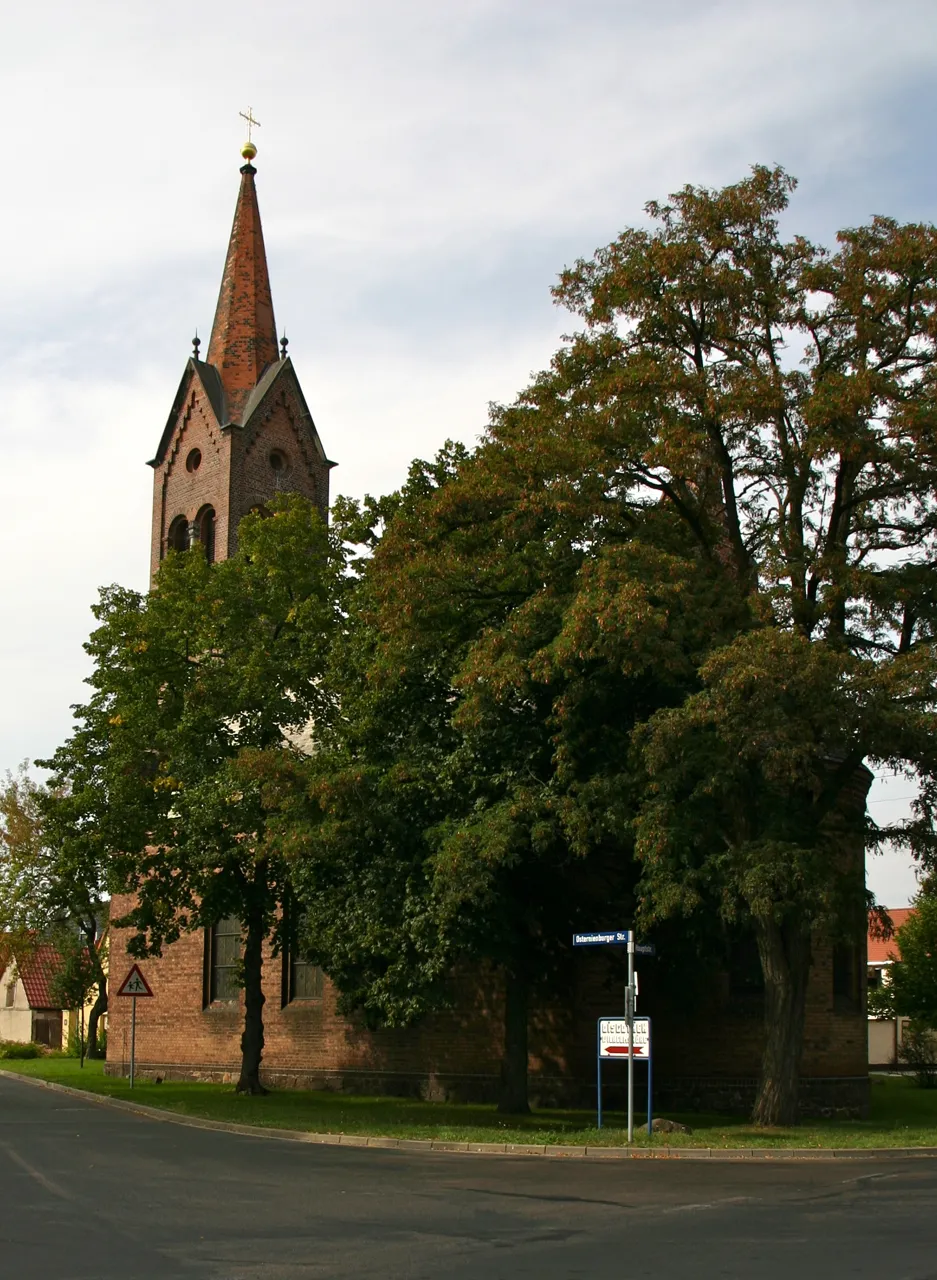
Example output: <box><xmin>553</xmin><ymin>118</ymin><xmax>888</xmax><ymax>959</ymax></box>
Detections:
<box><xmin>0</xmin><ymin>967</ymin><xmax>35</xmax><ymax>1044</ymax></box>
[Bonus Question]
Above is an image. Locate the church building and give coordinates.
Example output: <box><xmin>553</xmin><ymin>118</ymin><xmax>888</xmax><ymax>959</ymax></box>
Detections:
<box><xmin>106</xmin><ymin>138</ymin><xmax>871</xmax><ymax>1117</ymax></box>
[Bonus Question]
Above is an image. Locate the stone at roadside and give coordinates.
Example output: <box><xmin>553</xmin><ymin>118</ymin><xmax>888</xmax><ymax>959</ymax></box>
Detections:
<box><xmin>636</xmin><ymin>1117</ymin><xmax>693</xmax><ymax>1135</ymax></box>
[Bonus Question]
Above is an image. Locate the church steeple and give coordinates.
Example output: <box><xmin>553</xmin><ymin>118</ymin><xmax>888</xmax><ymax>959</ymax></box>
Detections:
<box><xmin>150</xmin><ymin>132</ymin><xmax>333</xmax><ymax>582</ymax></box>
<box><xmin>206</xmin><ymin>146</ymin><xmax>279</xmax><ymax>424</ymax></box>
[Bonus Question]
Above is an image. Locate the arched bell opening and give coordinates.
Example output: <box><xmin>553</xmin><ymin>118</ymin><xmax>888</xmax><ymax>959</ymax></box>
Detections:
<box><xmin>167</xmin><ymin>515</ymin><xmax>190</xmax><ymax>554</ymax></box>
<box><xmin>196</xmin><ymin>505</ymin><xmax>217</xmax><ymax>564</ymax></box>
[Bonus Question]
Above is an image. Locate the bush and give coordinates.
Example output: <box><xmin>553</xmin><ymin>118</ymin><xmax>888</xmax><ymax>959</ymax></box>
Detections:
<box><xmin>63</xmin><ymin>1022</ymin><xmax>107</xmax><ymax>1058</ymax></box>
<box><xmin>0</xmin><ymin>1041</ymin><xmax>43</xmax><ymax>1060</ymax></box>
<box><xmin>898</xmin><ymin>1022</ymin><xmax>937</xmax><ymax>1089</ymax></box>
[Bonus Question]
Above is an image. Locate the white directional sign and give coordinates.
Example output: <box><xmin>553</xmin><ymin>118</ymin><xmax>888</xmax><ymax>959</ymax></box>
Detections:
<box><xmin>116</xmin><ymin>964</ymin><xmax>154</xmax><ymax>998</ymax></box>
<box><xmin>598</xmin><ymin>1017</ymin><xmax>650</xmax><ymax>1059</ymax></box>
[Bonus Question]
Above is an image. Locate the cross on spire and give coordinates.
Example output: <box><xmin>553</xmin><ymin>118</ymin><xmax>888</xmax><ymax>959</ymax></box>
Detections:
<box><xmin>240</xmin><ymin>107</ymin><xmax>261</xmax><ymax>143</ymax></box>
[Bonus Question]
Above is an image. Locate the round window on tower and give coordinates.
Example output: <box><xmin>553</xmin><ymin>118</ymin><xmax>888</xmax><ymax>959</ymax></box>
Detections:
<box><xmin>186</xmin><ymin>448</ymin><xmax>202</xmax><ymax>473</ymax></box>
<box><xmin>268</xmin><ymin>449</ymin><xmax>289</xmax><ymax>474</ymax></box>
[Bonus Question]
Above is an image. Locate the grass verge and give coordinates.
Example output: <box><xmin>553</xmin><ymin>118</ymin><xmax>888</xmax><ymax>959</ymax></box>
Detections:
<box><xmin>3</xmin><ymin>1058</ymin><xmax>936</xmax><ymax>1149</ymax></box>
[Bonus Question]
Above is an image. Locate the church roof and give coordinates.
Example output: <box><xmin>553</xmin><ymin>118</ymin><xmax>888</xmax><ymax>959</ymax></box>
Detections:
<box><xmin>206</xmin><ymin>161</ymin><xmax>279</xmax><ymax>424</ymax></box>
<box><xmin>239</xmin><ymin>356</ymin><xmax>335</xmax><ymax>467</ymax></box>
<box><xmin>149</xmin><ymin>359</ymin><xmax>225</xmax><ymax>467</ymax></box>
<box><xmin>151</xmin><ymin>152</ymin><xmax>335</xmax><ymax>474</ymax></box>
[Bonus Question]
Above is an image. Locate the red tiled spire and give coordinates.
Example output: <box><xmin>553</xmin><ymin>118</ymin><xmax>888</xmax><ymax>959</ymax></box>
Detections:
<box><xmin>207</xmin><ymin>159</ymin><xmax>279</xmax><ymax>423</ymax></box>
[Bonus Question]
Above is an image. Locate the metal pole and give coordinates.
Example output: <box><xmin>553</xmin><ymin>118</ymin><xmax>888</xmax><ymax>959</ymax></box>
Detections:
<box><xmin>627</xmin><ymin>934</ymin><xmax>635</xmax><ymax>1144</ymax></box>
<box><xmin>597</xmin><ymin>1058</ymin><xmax>603</xmax><ymax>1130</ymax></box>
<box><xmin>130</xmin><ymin>995</ymin><xmax>136</xmax><ymax>1089</ymax></box>
<box><xmin>80</xmin><ymin>1001</ymin><xmax>85</xmax><ymax>1069</ymax></box>
<box><xmin>647</xmin><ymin>1025</ymin><xmax>652</xmax><ymax>1136</ymax></box>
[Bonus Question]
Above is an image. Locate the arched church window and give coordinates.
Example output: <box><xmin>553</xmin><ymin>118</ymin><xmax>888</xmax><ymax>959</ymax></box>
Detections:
<box><xmin>167</xmin><ymin>515</ymin><xmax>189</xmax><ymax>553</ymax></box>
<box><xmin>196</xmin><ymin>505</ymin><xmax>217</xmax><ymax>564</ymax></box>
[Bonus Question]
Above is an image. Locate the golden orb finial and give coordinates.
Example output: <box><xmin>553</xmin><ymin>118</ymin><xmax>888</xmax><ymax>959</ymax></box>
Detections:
<box><xmin>239</xmin><ymin>107</ymin><xmax>260</xmax><ymax>164</ymax></box>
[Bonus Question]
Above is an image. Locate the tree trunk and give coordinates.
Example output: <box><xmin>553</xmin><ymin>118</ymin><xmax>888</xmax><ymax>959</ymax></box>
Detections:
<box><xmin>86</xmin><ymin>979</ymin><xmax>108</xmax><ymax>1060</ymax></box>
<box><xmin>236</xmin><ymin>904</ymin><xmax>268</xmax><ymax>1095</ymax></box>
<box><xmin>497</xmin><ymin>966</ymin><xmax>530</xmax><ymax>1115</ymax></box>
<box><xmin>752</xmin><ymin>918</ymin><xmax>812</xmax><ymax>1126</ymax></box>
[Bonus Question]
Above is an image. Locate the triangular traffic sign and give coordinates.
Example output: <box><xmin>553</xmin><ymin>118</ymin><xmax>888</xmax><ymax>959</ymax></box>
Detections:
<box><xmin>116</xmin><ymin>963</ymin><xmax>154</xmax><ymax>998</ymax></box>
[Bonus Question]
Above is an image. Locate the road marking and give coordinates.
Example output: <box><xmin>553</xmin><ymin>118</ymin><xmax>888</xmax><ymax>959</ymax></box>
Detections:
<box><xmin>662</xmin><ymin>1196</ymin><xmax>755</xmax><ymax>1213</ymax></box>
<box><xmin>0</xmin><ymin>1142</ymin><xmax>73</xmax><ymax>1200</ymax></box>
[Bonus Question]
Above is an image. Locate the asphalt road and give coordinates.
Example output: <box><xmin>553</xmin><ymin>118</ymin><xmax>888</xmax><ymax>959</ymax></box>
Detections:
<box><xmin>1</xmin><ymin>1075</ymin><xmax>936</xmax><ymax>1280</ymax></box>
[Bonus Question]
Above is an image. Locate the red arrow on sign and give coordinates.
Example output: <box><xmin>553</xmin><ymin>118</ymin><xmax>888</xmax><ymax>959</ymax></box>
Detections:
<box><xmin>116</xmin><ymin>963</ymin><xmax>154</xmax><ymax>998</ymax></box>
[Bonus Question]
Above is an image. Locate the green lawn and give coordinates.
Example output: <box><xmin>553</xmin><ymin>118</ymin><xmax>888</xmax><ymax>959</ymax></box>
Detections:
<box><xmin>3</xmin><ymin>1058</ymin><xmax>936</xmax><ymax>1149</ymax></box>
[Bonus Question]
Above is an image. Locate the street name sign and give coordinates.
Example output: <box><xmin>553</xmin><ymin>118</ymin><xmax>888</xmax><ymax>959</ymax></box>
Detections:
<box><xmin>573</xmin><ymin>930</ymin><xmax>630</xmax><ymax>946</ymax></box>
<box><xmin>117</xmin><ymin>964</ymin><xmax>153</xmax><ymax>998</ymax></box>
<box><xmin>598</xmin><ymin>1017</ymin><xmax>650</xmax><ymax>1059</ymax></box>
<box><xmin>572</xmin><ymin>931</ymin><xmax>656</xmax><ymax>955</ymax></box>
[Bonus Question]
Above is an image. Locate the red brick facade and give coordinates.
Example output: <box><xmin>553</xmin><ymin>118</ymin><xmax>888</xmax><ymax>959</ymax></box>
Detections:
<box><xmin>107</xmin><ymin>898</ymin><xmax>868</xmax><ymax>1115</ymax></box>
<box><xmin>107</xmin><ymin>152</ymin><xmax>871</xmax><ymax>1118</ymax></box>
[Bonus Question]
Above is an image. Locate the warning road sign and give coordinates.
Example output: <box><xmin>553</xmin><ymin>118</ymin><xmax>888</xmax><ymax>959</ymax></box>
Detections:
<box><xmin>116</xmin><ymin>964</ymin><xmax>153</xmax><ymax>998</ymax></box>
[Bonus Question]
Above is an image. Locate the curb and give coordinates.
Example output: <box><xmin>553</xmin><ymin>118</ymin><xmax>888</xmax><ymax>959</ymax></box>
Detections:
<box><xmin>3</xmin><ymin>1070</ymin><xmax>936</xmax><ymax>1163</ymax></box>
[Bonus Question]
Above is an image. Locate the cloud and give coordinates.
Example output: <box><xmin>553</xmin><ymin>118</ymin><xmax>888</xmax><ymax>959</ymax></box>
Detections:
<box><xmin>2</xmin><ymin>0</ymin><xmax>935</xmax><ymax>902</ymax></box>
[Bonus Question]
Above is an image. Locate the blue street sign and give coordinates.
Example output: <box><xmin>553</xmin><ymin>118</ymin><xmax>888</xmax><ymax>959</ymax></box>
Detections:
<box><xmin>573</xmin><ymin>930</ymin><xmax>630</xmax><ymax>946</ymax></box>
<box><xmin>572</xmin><ymin>931</ymin><xmax>658</xmax><ymax>954</ymax></box>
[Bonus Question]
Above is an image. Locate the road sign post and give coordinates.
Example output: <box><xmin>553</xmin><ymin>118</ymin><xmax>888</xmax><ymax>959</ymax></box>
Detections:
<box><xmin>627</xmin><ymin>933</ymin><xmax>635</xmax><ymax>1143</ymax></box>
<box><xmin>575</xmin><ymin>930</ymin><xmax>656</xmax><ymax>1140</ymax></box>
<box><xmin>596</xmin><ymin>1017</ymin><xmax>651</xmax><ymax>1136</ymax></box>
<box><xmin>116</xmin><ymin>964</ymin><xmax>154</xmax><ymax>1089</ymax></box>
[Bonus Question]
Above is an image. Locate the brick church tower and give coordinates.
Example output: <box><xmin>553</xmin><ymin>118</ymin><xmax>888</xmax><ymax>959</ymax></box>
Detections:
<box><xmin>148</xmin><ymin>139</ymin><xmax>333</xmax><ymax>578</ymax></box>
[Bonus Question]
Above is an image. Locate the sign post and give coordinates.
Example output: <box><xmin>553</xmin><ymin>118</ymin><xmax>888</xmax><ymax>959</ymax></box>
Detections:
<box><xmin>597</xmin><ymin>1017</ymin><xmax>651</xmax><ymax>1136</ymax></box>
<box><xmin>627</xmin><ymin>933</ymin><xmax>635</xmax><ymax>1143</ymax></box>
<box><xmin>116</xmin><ymin>964</ymin><xmax>154</xmax><ymax>1088</ymax></box>
<box><xmin>574</xmin><ymin>929</ymin><xmax>656</xmax><ymax>1141</ymax></box>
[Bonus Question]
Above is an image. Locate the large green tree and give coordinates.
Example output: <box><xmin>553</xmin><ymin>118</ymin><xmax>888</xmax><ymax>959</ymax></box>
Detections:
<box><xmin>275</xmin><ymin>167</ymin><xmax>937</xmax><ymax>1124</ymax></box>
<box><xmin>546</xmin><ymin>166</ymin><xmax>937</xmax><ymax>1123</ymax></box>
<box><xmin>41</xmin><ymin>496</ymin><xmax>342</xmax><ymax>1092</ymax></box>
<box><xmin>268</xmin><ymin>392</ymin><xmax>736</xmax><ymax>1112</ymax></box>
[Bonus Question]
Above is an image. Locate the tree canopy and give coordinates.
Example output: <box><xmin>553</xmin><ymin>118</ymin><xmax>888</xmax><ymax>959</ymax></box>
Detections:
<box><xmin>40</xmin><ymin>495</ymin><xmax>342</xmax><ymax>1091</ymax></box>
<box><xmin>886</xmin><ymin>896</ymin><xmax>937</xmax><ymax>1027</ymax></box>
<box><xmin>274</xmin><ymin>166</ymin><xmax>937</xmax><ymax>1123</ymax></box>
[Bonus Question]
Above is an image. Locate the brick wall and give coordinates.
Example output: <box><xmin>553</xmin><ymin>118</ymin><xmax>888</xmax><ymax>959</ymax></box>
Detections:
<box><xmin>151</xmin><ymin>380</ymin><xmax>232</xmax><ymax>580</ymax></box>
<box><xmin>150</xmin><ymin>361</ymin><xmax>330</xmax><ymax>577</ymax></box>
<box><xmin>107</xmin><ymin>898</ymin><xmax>868</xmax><ymax>1114</ymax></box>
<box><xmin>228</xmin><ymin>379</ymin><xmax>331</xmax><ymax>547</ymax></box>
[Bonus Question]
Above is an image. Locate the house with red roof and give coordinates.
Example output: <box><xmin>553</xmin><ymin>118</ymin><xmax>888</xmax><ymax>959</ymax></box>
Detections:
<box><xmin>868</xmin><ymin>908</ymin><xmax>915</xmax><ymax>1067</ymax></box>
<box><xmin>0</xmin><ymin>944</ymin><xmax>69</xmax><ymax>1048</ymax></box>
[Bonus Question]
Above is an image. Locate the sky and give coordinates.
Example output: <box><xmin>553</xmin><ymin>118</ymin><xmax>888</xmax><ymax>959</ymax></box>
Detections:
<box><xmin>2</xmin><ymin>0</ymin><xmax>935</xmax><ymax>906</ymax></box>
